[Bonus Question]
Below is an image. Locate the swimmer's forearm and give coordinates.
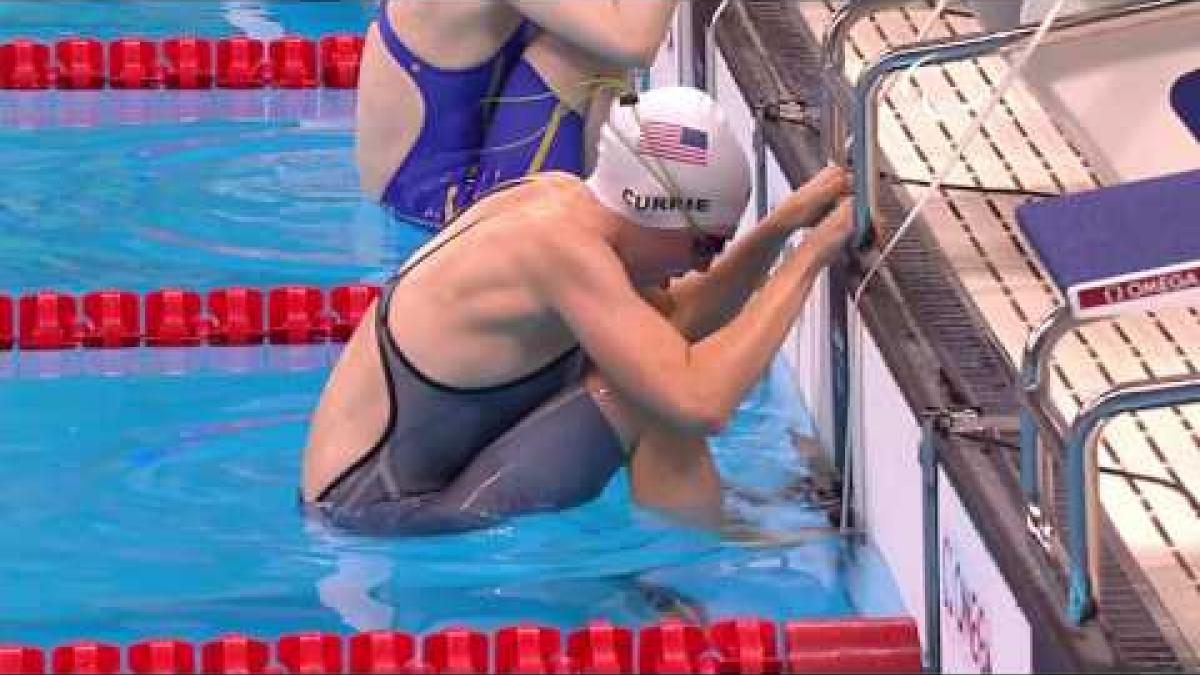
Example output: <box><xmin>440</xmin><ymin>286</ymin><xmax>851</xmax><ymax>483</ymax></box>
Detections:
<box><xmin>672</xmin><ymin>168</ymin><xmax>849</xmax><ymax>337</ymax></box>
<box><xmin>670</xmin><ymin>218</ymin><xmax>795</xmax><ymax>339</ymax></box>
<box><xmin>684</xmin><ymin>210</ymin><xmax>846</xmax><ymax>430</ymax></box>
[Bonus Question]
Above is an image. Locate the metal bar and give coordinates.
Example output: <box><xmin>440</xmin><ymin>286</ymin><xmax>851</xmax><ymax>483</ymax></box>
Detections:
<box><xmin>1063</xmin><ymin>375</ymin><xmax>1200</xmax><ymax>625</ymax></box>
<box><xmin>703</xmin><ymin>0</ymin><xmax>772</xmax><ymax>230</ymax></box>
<box><xmin>754</xmin><ymin>107</ymin><xmax>769</xmax><ymax>221</ymax></box>
<box><xmin>1017</xmin><ymin>306</ymin><xmax>1078</xmax><ymax>506</ymax></box>
<box><xmin>830</xmin><ymin>262</ymin><xmax>850</xmax><ymax>497</ymax></box>
<box><xmin>822</xmin><ymin>0</ymin><xmax>947</xmax><ymax>485</ymax></box>
<box><xmin>919</xmin><ymin>415</ymin><xmax>943</xmax><ymax>674</ymax></box>
<box><xmin>825</xmin><ymin>0</ymin><xmax>916</xmax><ymax>165</ymax></box>
<box><xmin>822</xmin><ymin>0</ymin><xmax>916</xmax><ymax>166</ymax></box>
<box><xmin>704</xmin><ymin>0</ymin><xmax>736</xmax><ymax>96</ymax></box>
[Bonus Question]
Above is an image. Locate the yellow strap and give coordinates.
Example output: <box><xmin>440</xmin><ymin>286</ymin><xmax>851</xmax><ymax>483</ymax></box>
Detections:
<box><xmin>527</xmin><ymin>102</ymin><xmax>567</xmax><ymax>174</ymax></box>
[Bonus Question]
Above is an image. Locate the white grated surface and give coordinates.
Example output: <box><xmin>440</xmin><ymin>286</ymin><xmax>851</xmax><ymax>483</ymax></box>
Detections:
<box><xmin>797</xmin><ymin>0</ymin><xmax>1200</xmax><ymax>651</ymax></box>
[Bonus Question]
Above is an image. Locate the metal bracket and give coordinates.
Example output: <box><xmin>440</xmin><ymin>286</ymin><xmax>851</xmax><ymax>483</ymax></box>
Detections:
<box><xmin>753</xmin><ymin>98</ymin><xmax>821</xmax><ymax>131</ymax></box>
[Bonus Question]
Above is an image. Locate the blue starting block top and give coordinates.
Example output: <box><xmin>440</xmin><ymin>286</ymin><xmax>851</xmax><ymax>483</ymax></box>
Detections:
<box><xmin>1016</xmin><ymin>169</ymin><xmax>1200</xmax><ymax>317</ymax></box>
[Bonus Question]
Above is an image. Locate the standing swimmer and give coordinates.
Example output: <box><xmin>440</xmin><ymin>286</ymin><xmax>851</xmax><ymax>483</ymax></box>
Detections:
<box><xmin>355</xmin><ymin>0</ymin><xmax>679</xmax><ymax>229</ymax></box>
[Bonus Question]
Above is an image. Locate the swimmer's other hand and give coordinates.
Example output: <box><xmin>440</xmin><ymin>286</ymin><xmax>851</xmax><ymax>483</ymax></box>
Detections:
<box><xmin>766</xmin><ymin>165</ymin><xmax>851</xmax><ymax>236</ymax></box>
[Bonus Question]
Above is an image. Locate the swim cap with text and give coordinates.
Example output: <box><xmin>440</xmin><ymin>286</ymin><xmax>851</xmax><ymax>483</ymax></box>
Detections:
<box><xmin>585</xmin><ymin>86</ymin><xmax>752</xmax><ymax>237</ymax></box>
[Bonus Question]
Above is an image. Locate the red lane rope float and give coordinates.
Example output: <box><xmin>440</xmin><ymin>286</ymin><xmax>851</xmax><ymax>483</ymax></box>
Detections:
<box><xmin>162</xmin><ymin>37</ymin><xmax>214</xmax><ymax>89</ymax></box>
<box><xmin>784</xmin><ymin>617</ymin><xmax>923</xmax><ymax>674</ymax></box>
<box><xmin>0</xmin><ymin>33</ymin><xmax>363</xmax><ymax>90</ymax></box>
<box><xmin>0</xmin><ymin>40</ymin><xmax>52</xmax><ymax>89</ymax></box>
<box><xmin>55</xmin><ymin>37</ymin><xmax>105</xmax><ymax>90</ymax></box>
<box><xmin>320</xmin><ymin>35</ymin><xmax>365</xmax><ymax>89</ymax></box>
<box><xmin>17</xmin><ymin>291</ymin><xmax>80</xmax><ymax>351</ymax></box>
<box><xmin>216</xmin><ymin>36</ymin><xmax>268</xmax><ymax>89</ymax></box>
<box><xmin>0</xmin><ymin>646</ymin><xmax>43</xmax><ymax>674</ymax></box>
<box><xmin>109</xmin><ymin>38</ymin><xmax>161</xmax><ymax>89</ymax></box>
<box><xmin>567</xmin><ymin>621</ymin><xmax>634</xmax><ymax>674</ymax></box>
<box><xmin>638</xmin><ymin>619</ymin><xmax>710</xmax><ymax>673</ymax></box>
<box><xmin>268</xmin><ymin>36</ymin><xmax>318</xmax><ymax>89</ymax></box>
<box><xmin>0</xmin><ymin>284</ymin><xmax>380</xmax><ymax>352</ymax></box>
<box><xmin>0</xmin><ymin>616</ymin><xmax>922</xmax><ymax>674</ymax></box>
<box><xmin>82</xmin><ymin>290</ymin><xmax>141</xmax><ymax>349</ymax></box>
<box><xmin>711</xmin><ymin>617</ymin><xmax>781</xmax><ymax>674</ymax></box>
<box><xmin>349</xmin><ymin>631</ymin><xmax>417</xmax><ymax>674</ymax></box>
<box><xmin>267</xmin><ymin>285</ymin><xmax>328</xmax><ymax>345</ymax></box>
<box><xmin>51</xmin><ymin>641</ymin><xmax>122</xmax><ymax>674</ymax></box>
<box><xmin>209</xmin><ymin>287</ymin><xmax>266</xmax><ymax>346</ymax></box>
<box><xmin>0</xmin><ymin>294</ymin><xmax>12</xmax><ymax>350</ymax></box>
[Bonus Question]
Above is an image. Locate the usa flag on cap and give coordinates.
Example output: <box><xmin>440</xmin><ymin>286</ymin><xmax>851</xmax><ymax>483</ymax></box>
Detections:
<box><xmin>638</xmin><ymin>120</ymin><xmax>709</xmax><ymax>165</ymax></box>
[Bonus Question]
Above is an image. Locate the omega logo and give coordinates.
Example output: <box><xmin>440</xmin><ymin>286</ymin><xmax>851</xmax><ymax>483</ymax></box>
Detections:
<box><xmin>942</xmin><ymin>536</ymin><xmax>994</xmax><ymax>674</ymax></box>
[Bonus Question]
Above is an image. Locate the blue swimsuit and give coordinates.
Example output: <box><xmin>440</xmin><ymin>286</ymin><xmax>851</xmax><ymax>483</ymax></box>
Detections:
<box><xmin>469</xmin><ymin>59</ymin><xmax>586</xmax><ymax>201</ymax></box>
<box><xmin>376</xmin><ymin>4</ymin><xmax>586</xmax><ymax>228</ymax></box>
<box><xmin>376</xmin><ymin>5</ymin><xmax>532</xmax><ymax>226</ymax></box>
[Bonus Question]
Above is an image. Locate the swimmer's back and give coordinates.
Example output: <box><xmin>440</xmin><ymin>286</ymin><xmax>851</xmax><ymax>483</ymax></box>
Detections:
<box><xmin>303</xmin><ymin>174</ymin><xmax>592</xmax><ymax>500</ymax></box>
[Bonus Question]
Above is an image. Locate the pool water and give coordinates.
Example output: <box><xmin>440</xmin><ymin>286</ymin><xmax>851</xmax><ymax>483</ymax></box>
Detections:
<box><xmin>0</xmin><ymin>0</ymin><xmax>374</xmax><ymax>42</ymax></box>
<box><xmin>0</xmin><ymin>0</ymin><xmax>904</xmax><ymax>649</ymax></box>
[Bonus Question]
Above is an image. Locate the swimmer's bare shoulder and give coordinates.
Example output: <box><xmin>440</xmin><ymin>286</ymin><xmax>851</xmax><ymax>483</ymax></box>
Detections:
<box><xmin>505</xmin><ymin>172</ymin><xmax>609</xmax><ymax>248</ymax></box>
<box><xmin>519</xmin><ymin>170</ymin><xmax>593</xmax><ymax>207</ymax></box>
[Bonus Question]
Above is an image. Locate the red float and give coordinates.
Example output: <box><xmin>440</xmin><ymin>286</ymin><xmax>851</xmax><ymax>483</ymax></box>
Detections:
<box><xmin>1</xmin><ymin>40</ymin><xmax>52</xmax><ymax>89</ymax></box>
<box><xmin>54</xmin><ymin>37</ymin><xmax>105</xmax><ymax>89</ymax></box>
<box><xmin>108</xmin><ymin>38</ymin><xmax>160</xmax><ymax>89</ymax></box>
<box><xmin>162</xmin><ymin>38</ymin><xmax>214</xmax><ymax>89</ymax></box>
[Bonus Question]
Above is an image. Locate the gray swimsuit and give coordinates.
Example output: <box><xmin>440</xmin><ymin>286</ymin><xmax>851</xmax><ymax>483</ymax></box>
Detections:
<box><xmin>309</xmin><ymin>212</ymin><xmax>625</xmax><ymax>536</ymax></box>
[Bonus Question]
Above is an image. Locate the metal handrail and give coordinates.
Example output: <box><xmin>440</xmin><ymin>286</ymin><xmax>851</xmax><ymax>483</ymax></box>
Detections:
<box><xmin>1017</xmin><ymin>306</ymin><xmax>1100</xmax><ymax>507</ymax></box>
<box><xmin>1062</xmin><ymin>375</ymin><xmax>1200</xmax><ymax>624</ymax></box>
<box><xmin>822</xmin><ymin>0</ymin><xmax>935</xmax><ymax>166</ymax></box>
<box><xmin>704</xmin><ymin>0</ymin><xmax>736</xmax><ymax>96</ymax></box>
<box><xmin>822</xmin><ymin>0</ymin><xmax>937</xmax><ymax>500</ymax></box>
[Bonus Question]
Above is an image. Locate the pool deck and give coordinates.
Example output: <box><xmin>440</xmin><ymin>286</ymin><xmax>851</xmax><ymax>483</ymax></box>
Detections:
<box><xmin>785</xmin><ymin>0</ymin><xmax>1200</xmax><ymax>664</ymax></box>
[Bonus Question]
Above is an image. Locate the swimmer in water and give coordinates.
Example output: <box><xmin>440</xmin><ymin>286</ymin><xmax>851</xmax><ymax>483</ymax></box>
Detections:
<box><xmin>304</xmin><ymin>86</ymin><xmax>862</xmax><ymax>535</ymax></box>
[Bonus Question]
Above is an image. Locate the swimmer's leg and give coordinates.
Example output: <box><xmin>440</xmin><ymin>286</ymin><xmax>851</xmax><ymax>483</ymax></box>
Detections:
<box><xmin>427</xmin><ymin>382</ymin><xmax>626</xmax><ymax>520</ymax></box>
<box><xmin>628</xmin><ymin>426</ymin><xmax>724</xmax><ymax>530</ymax></box>
<box><xmin>325</xmin><ymin>381</ymin><xmax>626</xmax><ymax>536</ymax></box>
<box><xmin>579</xmin><ymin>371</ymin><xmax>725</xmax><ymax>529</ymax></box>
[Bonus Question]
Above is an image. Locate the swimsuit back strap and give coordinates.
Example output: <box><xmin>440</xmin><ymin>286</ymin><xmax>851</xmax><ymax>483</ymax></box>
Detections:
<box><xmin>375</xmin><ymin>0</ymin><xmax>418</xmax><ymax>72</ymax></box>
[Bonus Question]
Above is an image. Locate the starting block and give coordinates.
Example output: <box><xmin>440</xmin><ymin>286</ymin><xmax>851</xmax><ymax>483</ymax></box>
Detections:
<box><xmin>1015</xmin><ymin>168</ymin><xmax>1200</xmax><ymax>624</ymax></box>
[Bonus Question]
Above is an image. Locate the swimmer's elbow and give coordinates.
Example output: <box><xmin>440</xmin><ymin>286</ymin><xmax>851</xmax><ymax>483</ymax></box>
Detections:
<box><xmin>671</xmin><ymin>390</ymin><xmax>732</xmax><ymax>437</ymax></box>
<box><xmin>609</xmin><ymin>42</ymin><xmax>659</xmax><ymax>69</ymax></box>
<box><xmin>590</xmin><ymin>34</ymin><xmax>659</xmax><ymax>69</ymax></box>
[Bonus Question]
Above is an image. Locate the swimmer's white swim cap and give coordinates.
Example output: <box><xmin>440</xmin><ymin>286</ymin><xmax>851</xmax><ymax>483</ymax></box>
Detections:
<box><xmin>585</xmin><ymin>86</ymin><xmax>752</xmax><ymax>237</ymax></box>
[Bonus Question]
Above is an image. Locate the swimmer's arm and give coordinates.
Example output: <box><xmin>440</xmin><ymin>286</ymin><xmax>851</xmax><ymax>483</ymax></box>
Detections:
<box><xmin>507</xmin><ymin>0</ymin><xmax>678</xmax><ymax>67</ymax></box>
<box><xmin>534</xmin><ymin>207</ymin><xmax>850</xmax><ymax>435</ymax></box>
<box><xmin>667</xmin><ymin>167</ymin><xmax>850</xmax><ymax>339</ymax></box>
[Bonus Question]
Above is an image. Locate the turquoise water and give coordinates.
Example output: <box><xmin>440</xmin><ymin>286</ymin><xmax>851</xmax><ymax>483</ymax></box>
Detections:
<box><xmin>0</xmin><ymin>0</ymin><xmax>375</xmax><ymax>41</ymax></box>
<box><xmin>0</xmin><ymin>0</ymin><xmax>904</xmax><ymax>649</ymax></box>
